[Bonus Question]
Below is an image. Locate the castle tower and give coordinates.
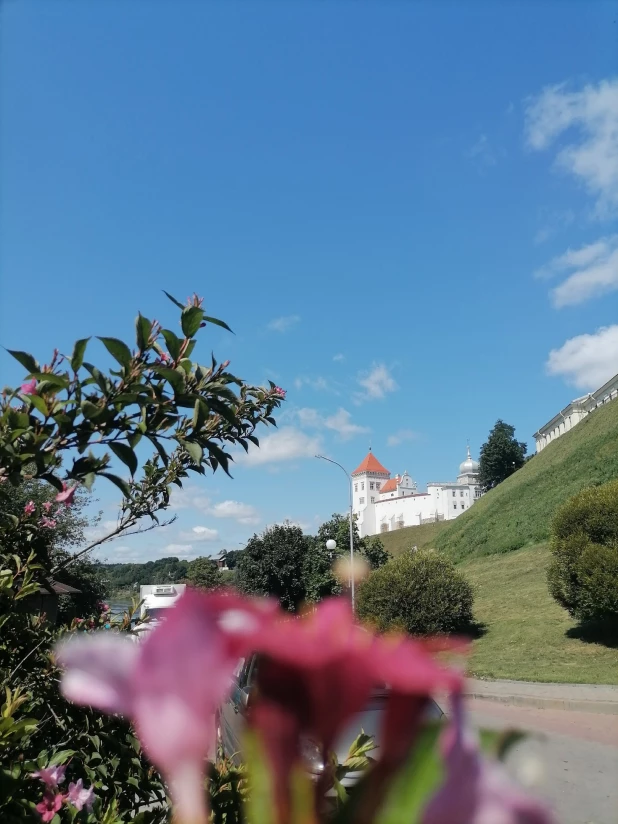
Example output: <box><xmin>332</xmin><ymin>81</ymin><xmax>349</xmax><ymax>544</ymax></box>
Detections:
<box><xmin>351</xmin><ymin>449</ymin><xmax>390</xmax><ymax>538</ymax></box>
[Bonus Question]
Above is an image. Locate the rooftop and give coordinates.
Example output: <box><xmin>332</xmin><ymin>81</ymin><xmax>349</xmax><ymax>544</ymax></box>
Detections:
<box><xmin>352</xmin><ymin>450</ymin><xmax>390</xmax><ymax>476</ymax></box>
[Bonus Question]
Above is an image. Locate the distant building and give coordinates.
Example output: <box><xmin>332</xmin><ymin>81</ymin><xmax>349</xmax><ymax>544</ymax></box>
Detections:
<box><xmin>351</xmin><ymin>447</ymin><xmax>482</xmax><ymax>538</ymax></box>
<box><xmin>534</xmin><ymin>372</ymin><xmax>618</xmax><ymax>454</ymax></box>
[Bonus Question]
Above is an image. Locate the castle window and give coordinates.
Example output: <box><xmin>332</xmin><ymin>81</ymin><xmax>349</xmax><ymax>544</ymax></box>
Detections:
<box><xmin>460</xmin><ymin>491</ymin><xmax>464</xmax><ymax>497</ymax></box>
<box><xmin>359</xmin><ymin>497</ymin><xmax>365</xmax><ymax>505</ymax></box>
<box><xmin>452</xmin><ymin>491</ymin><xmax>456</xmax><ymax>497</ymax></box>
<box><xmin>371</xmin><ymin>496</ymin><xmax>375</xmax><ymax>503</ymax></box>
<box><xmin>370</xmin><ymin>482</ymin><xmax>374</xmax><ymax>490</ymax></box>
<box><xmin>361</xmin><ymin>483</ymin><xmax>365</xmax><ymax>491</ymax></box>
<box><xmin>354</xmin><ymin>484</ymin><xmax>358</xmax><ymax>492</ymax></box>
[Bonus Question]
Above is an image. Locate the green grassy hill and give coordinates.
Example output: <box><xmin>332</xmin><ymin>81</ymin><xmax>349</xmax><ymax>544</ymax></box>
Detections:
<box><xmin>381</xmin><ymin>398</ymin><xmax>618</xmax><ymax>562</ymax></box>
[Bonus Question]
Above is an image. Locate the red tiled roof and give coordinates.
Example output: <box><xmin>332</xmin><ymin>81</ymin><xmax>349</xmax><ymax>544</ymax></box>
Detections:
<box><xmin>351</xmin><ymin>451</ymin><xmax>390</xmax><ymax>476</ymax></box>
<box><xmin>379</xmin><ymin>478</ymin><xmax>398</xmax><ymax>493</ymax></box>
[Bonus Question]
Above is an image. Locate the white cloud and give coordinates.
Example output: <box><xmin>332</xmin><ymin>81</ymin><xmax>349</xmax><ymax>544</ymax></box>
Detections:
<box><xmin>209</xmin><ymin>501</ymin><xmax>260</xmax><ymax>525</ymax></box>
<box><xmin>525</xmin><ymin>78</ymin><xmax>618</xmax><ymax>216</ymax></box>
<box><xmin>236</xmin><ymin>426</ymin><xmax>322</xmax><ymax>467</ymax></box>
<box><xmin>387</xmin><ymin>429</ymin><xmax>420</xmax><ymax>447</ymax></box>
<box><xmin>546</xmin><ymin>325</ymin><xmax>618</xmax><ymax>390</ymax></box>
<box><xmin>333</xmin><ymin>353</ymin><xmax>345</xmax><ymax>362</ymax></box>
<box><xmin>162</xmin><ymin>543</ymin><xmax>197</xmax><ymax>556</ymax></box>
<box><xmin>536</xmin><ymin>235</ymin><xmax>618</xmax><ymax>307</ymax></box>
<box><xmin>170</xmin><ymin>486</ymin><xmax>211</xmax><ymax>513</ymax></box>
<box><xmin>178</xmin><ymin>525</ymin><xmax>219</xmax><ymax>542</ymax></box>
<box><xmin>84</xmin><ymin>519</ymin><xmax>121</xmax><ymax>543</ymax></box>
<box><xmin>267</xmin><ymin>315</ymin><xmax>300</xmax><ymax>333</ymax></box>
<box><xmin>357</xmin><ymin>363</ymin><xmax>398</xmax><ymax>401</ymax></box>
<box><xmin>294</xmin><ymin>375</ymin><xmax>330</xmax><ymax>391</ymax></box>
<box><xmin>297</xmin><ymin>407</ymin><xmax>369</xmax><ymax>441</ymax></box>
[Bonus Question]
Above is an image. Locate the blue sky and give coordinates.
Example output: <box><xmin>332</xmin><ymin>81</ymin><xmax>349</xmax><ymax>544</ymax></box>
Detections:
<box><xmin>2</xmin><ymin>1</ymin><xmax>617</xmax><ymax>563</ymax></box>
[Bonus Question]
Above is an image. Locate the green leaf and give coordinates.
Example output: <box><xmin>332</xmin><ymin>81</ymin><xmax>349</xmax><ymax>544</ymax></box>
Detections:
<box><xmin>181</xmin><ymin>306</ymin><xmax>204</xmax><ymax>338</ymax></box>
<box><xmin>183</xmin><ymin>440</ymin><xmax>203</xmax><ymax>466</ymax></box>
<box><xmin>203</xmin><ymin>315</ymin><xmax>234</xmax><ymax>334</ymax></box>
<box><xmin>243</xmin><ymin>729</ymin><xmax>277</xmax><ymax>824</ymax></box>
<box><xmin>136</xmin><ymin>313</ymin><xmax>152</xmax><ymax>351</ymax></box>
<box><xmin>98</xmin><ymin>337</ymin><xmax>133</xmax><ymax>367</ymax></box>
<box><xmin>162</xmin><ymin>290</ymin><xmax>185</xmax><ymax>309</ymax></box>
<box><xmin>206</xmin><ymin>441</ymin><xmax>232</xmax><ymax>475</ymax></box>
<box><xmin>28</xmin><ymin>395</ymin><xmax>49</xmax><ymax>416</ymax></box>
<box><xmin>70</xmin><ymin>338</ymin><xmax>90</xmax><ymax>371</ymax></box>
<box><xmin>100</xmin><ymin>472</ymin><xmax>131</xmax><ymax>500</ymax></box>
<box><xmin>374</xmin><ymin>722</ymin><xmax>443</xmax><ymax>824</ymax></box>
<box><xmin>161</xmin><ymin>329</ymin><xmax>182</xmax><ymax>360</ymax></box>
<box><xmin>109</xmin><ymin>442</ymin><xmax>138</xmax><ymax>476</ymax></box>
<box><xmin>7</xmin><ymin>349</ymin><xmax>38</xmax><ymax>373</ymax></box>
<box><xmin>49</xmin><ymin>749</ymin><xmax>76</xmax><ymax>766</ymax></box>
<box><xmin>145</xmin><ymin>435</ymin><xmax>169</xmax><ymax>466</ymax></box>
<box><xmin>151</xmin><ymin>365</ymin><xmax>185</xmax><ymax>395</ymax></box>
<box><xmin>192</xmin><ymin>398</ymin><xmax>209</xmax><ymax>429</ymax></box>
<box><xmin>81</xmin><ymin>399</ymin><xmax>106</xmax><ymax>420</ymax></box>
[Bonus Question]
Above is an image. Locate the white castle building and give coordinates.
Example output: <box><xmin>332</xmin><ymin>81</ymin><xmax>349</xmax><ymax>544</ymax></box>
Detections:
<box><xmin>533</xmin><ymin>372</ymin><xmax>618</xmax><ymax>454</ymax></box>
<box><xmin>352</xmin><ymin>447</ymin><xmax>482</xmax><ymax>538</ymax></box>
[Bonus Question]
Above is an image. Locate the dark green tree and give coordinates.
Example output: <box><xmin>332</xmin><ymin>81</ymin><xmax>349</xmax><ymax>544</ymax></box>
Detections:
<box><xmin>236</xmin><ymin>523</ymin><xmax>310</xmax><ymax>612</ymax></box>
<box><xmin>317</xmin><ymin>513</ymin><xmax>390</xmax><ymax>570</ymax></box>
<box><xmin>185</xmin><ymin>556</ymin><xmax>223</xmax><ymax>591</ymax></box>
<box><xmin>478</xmin><ymin>419</ymin><xmax>527</xmax><ymax>491</ymax></box>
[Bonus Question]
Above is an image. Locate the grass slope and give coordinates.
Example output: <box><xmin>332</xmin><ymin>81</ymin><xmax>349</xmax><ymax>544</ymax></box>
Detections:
<box><xmin>461</xmin><ymin>544</ymin><xmax>618</xmax><ymax>684</ymax></box>
<box><xmin>382</xmin><ymin>399</ymin><xmax>618</xmax><ymax>561</ymax></box>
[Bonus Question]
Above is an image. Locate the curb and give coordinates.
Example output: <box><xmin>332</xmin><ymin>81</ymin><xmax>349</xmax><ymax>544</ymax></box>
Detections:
<box><xmin>465</xmin><ymin>691</ymin><xmax>618</xmax><ymax>715</ymax></box>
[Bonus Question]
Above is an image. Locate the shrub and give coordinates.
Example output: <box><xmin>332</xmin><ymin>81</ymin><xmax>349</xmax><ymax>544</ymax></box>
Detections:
<box><xmin>547</xmin><ymin>480</ymin><xmax>618</xmax><ymax>623</ymax></box>
<box><xmin>355</xmin><ymin>550</ymin><xmax>474</xmax><ymax>635</ymax></box>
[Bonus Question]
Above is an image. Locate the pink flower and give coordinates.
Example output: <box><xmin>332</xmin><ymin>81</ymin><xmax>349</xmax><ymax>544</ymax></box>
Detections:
<box><xmin>55</xmin><ymin>483</ymin><xmax>77</xmax><ymax>506</ymax></box>
<box><xmin>422</xmin><ymin>691</ymin><xmax>554</xmax><ymax>824</ymax></box>
<box><xmin>35</xmin><ymin>791</ymin><xmax>64</xmax><ymax>822</ymax></box>
<box><xmin>40</xmin><ymin>517</ymin><xmax>57</xmax><ymax>528</ymax></box>
<box><xmin>55</xmin><ymin>590</ymin><xmax>277</xmax><ymax>824</ymax></box>
<box><xmin>24</xmin><ymin>501</ymin><xmax>36</xmax><ymax>515</ymax></box>
<box><xmin>21</xmin><ymin>378</ymin><xmax>38</xmax><ymax>395</ymax></box>
<box><xmin>32</xmin><ymin>765</ymin><xmax>66</xmax><ymax>788</ymax></box>
<box><xmin>42</xmin><ymin>501</ymin><xmax>52</xmax><ymax>513</ymax></box>
<box><xmin>67</xmin><ymin>778</ymin><xmax>94</xmax><ymax>812</ymax></box>
<box><xmin>273</xmin><ymin>386</ymin><xmax>286</xmax><ymax>398</ymax></box>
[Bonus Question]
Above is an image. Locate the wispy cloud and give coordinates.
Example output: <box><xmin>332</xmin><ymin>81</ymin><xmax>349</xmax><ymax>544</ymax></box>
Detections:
<box><xmin>525</xmin><ymin>77</ymin><xmax>618</xmax><ymax>217</ymax></box>
<box><xmin>296</xmin><ymin>407</ymin><xmax>369</xmax><ymax>441</ymax></box>
<box><xmin>267</xmin><ymin>315</ymin><xmax>301</xmax><ymax>333</ymax></box>
<box><xmin>162</xmin><ymin>543</ymin><xmax>199</xmax><ymax>557</ymax></box>
<box><xmin>356</xmin><ymin>363</ymin><xmax>398</xmax><ymax>402</ymax></box>
<box><xmin>333</xmin><ymin>353</ymin><xmax>345</xmax><ymax>362</ymax></box>
<box><xmin>236</xmin><ymin>426</ymin><xmax>322</xmax><ymax>467</ymax></box>
<box><xmin>294</xmin><ymin>376</ymin><xmax>330</xmax><ymax>391</ymax></box>
<box><xmin>536</xmin><ymin>235</ymin><xmax>618</xmax><ymax>307</ymax></box>
<box><xmin>386</xmin><ymin>429</ymin><xmax>420</xmax><ymax>447</ymax></box>
<box><xmin>466</xmin><ymin>133</ymin><xmax>498</xmax><ymax>169</ymax></box>
<box><xmin>209</xmin><ymin>501</ymin><xmax>260</xmax><ymax>525</ymax></box>
<box><xmin>178</xmin><ymin>525</ymin><xmax>219</xmax><ymax>542</ymax></box>
<box><xmin>546</xmin><ymin>325</ymin><xmax>618</xmax><ymax>390</ymax></box>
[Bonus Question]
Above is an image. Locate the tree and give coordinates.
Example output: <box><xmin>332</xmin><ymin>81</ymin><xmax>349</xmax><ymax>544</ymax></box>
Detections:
<box><xmin>478</xmin><ymin>419</ymin><xmax>527</xmax><ymax>491</ymax></box>
<box><xmin>317</xmin><ymin>513</ymin><xmax>390</xmax><ymax>570</ymax></box>
<box><xmin>356</xmin><ymin>550</ymin><xmax>475</xmax><ymax>635</ymax></box>
<box><xmin>547</xmin><ymin>480</ymin><xmax>618</xmax><ymax>625</ymax></box>
<box><xmin>186</xmin><ymin>556</ymin><xmax>223</xmax><ymax>591</ymax></box>
<box><xmin>236</xmin><ymin>523</ymin><xmax>309</xmax><ymax>611</ymax></box>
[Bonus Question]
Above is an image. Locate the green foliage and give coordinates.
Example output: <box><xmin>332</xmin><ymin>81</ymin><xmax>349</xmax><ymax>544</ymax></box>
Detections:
<box><xmin>186</xmin><ymin>557</ymin><xmax>224</xmax><ymax>591</ymax></box>
<box><xmin>236</xmin><ymin>523</ymin><xmax>311</xmax><ymax>612</ymax></box>
<box><xmin>317</xmin><ymin>513</ymin><xmax>390</xmax><ymax>570</ymax></box>
<box><xmin>547</xmin><ymin>480</ymin><xmax>618</xmax><ymax>623</ymax></box>
<box><xmin>478</xmin><ymin>419</ymin><xmax>527</xmax><ymax>492</ymax></box>
<box><xmin>102</xmin><ymin>557</ymin><xmax>189</xmax><ymax>593</ymax></box>
<box><xmin>0</xmin><ymin>292</ymin><xmax>284</xmax><ymax>822</ymax></box>
<box><xmin>356</xmin><ymin>550</ymin><xmax>474</xmax><ymax>635</ymax></box>
<box><xmin>418</xmin><ymin>398</ymin><xmax>618</xmax><ymax>561</ymax></box>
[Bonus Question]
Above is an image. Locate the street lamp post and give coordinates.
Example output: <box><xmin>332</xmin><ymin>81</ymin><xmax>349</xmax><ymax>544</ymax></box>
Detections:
<box><xmin>315</xmin><ymin>454</ymin><xmax>356</xmax><ymax>611</ymax></box>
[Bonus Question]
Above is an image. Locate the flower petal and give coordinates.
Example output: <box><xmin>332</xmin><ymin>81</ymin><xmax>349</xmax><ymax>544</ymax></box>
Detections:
<box><xmin>55</xmin><ymin>633</ymin><xmax>139</xmax><ymax>715</ymax></box>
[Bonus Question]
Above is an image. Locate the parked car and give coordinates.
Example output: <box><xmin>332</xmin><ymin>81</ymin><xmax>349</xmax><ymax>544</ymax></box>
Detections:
<box><xmin>218</xmin><ymin>654</ymin><xmax>444</xmax><ymax>788</ymax></box>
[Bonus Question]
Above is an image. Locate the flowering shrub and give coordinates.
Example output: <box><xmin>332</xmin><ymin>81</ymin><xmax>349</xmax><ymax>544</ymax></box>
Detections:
<box><xmin>0</xmin><ymin>293</ymin><xmax>284</xmax><ymax>822</ymax></box>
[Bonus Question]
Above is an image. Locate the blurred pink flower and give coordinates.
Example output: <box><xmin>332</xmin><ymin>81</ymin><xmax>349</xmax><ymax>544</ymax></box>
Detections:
<box><xmin>67</xmin><ymin>779</ymin><xmax>94</xmax><ymax>812</ymax></box>
<box><xmin>55</xmin><ymin>483</ymin><xmax>77</xmax><ymax>506</ymax></box>
<box><xmin>35</xmin><ymin>791</ymin><xmax>64</xmax><ymax>822</ymax></box>
<box><xmin>32</xmin><ymin>765</ymin><xmax>66</xmax><ymax>788</ymax></box>
<box><xmin>21</xmin><ymin>378</ymin><xmax>38</xmax><ymax>395</ymax></box>
<box><xmin>422</xmin><ymin>691</ymin><xmax>554</xmax><ymax>824</ymax></box>
<box><xmin>55</xmin><ymin>590</ymin><xmax>277</xmax><ymax>824</ymax></box>
<box><xmin>40</xmin><ymin>517</ymin><xmax>57</xmax><ymax>528</ymax></box>
<box><xmin>24</xmin><ymin>501</ymin><xmax>36</xmax><ymax>515</ymax></box>
<box><xmin>42</xmin><ymin>501</ymin><xmax>52</xmax><ymax>513</ymax></box>
<box><xmin>273</xmin><ymin>386</ymin><xmax>286</xmax><ymax>397</ymax></box>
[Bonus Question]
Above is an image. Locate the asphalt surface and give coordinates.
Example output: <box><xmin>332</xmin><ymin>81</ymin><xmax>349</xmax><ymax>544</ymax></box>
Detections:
<box><xmin>468</xmin><ymin>699</ymin><xmax>618</xmax><ymax>824</ymax></box>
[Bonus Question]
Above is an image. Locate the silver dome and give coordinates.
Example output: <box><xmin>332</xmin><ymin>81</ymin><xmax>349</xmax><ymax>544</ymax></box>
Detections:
<box><xmin>459</xmin><ymin>445</ymin><xmax>479</xmax><ymax>475</ymax></box>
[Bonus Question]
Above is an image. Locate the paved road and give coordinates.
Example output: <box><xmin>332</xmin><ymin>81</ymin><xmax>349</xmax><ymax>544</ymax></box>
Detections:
<box><xmin>468</xmin><ymin>699</ymin><xmax>618</xmax><ymax>824</ymax></box>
